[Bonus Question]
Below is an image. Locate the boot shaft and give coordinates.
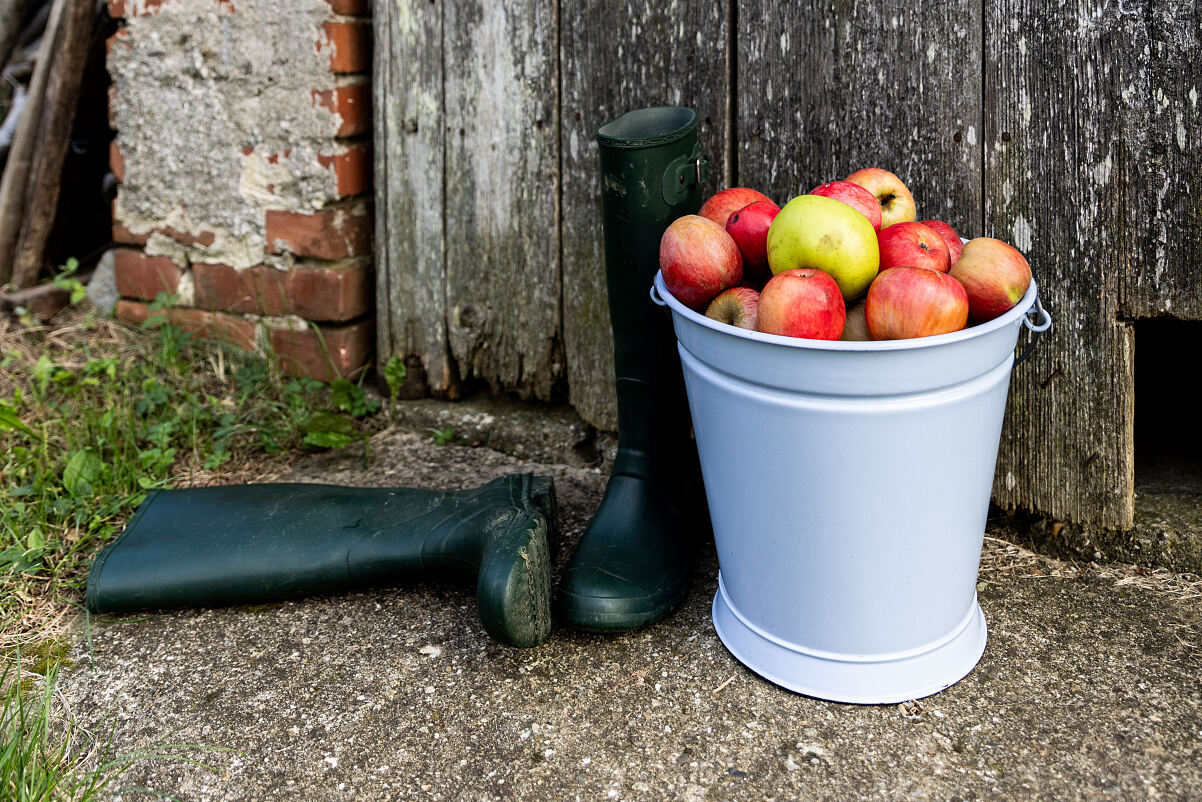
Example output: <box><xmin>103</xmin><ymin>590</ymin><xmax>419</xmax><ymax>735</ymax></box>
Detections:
<box><xmin>596</xmin><ymin>107</ymin><xmax>707</xmax><ymax>479</ymax></box>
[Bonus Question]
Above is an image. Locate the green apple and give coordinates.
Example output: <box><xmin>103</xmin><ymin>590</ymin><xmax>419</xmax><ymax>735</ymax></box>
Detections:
<box><xmin>766</xmin><ymin>194</ymin><xmax>880</xmax><ymax>301</ymax></box>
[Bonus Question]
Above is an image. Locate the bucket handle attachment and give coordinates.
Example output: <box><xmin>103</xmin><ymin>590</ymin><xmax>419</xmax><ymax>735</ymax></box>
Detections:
<box><xmin>1014</xmin><ymin>290</ymin><xmax>1052</xmax><ymax>367</ymax></box>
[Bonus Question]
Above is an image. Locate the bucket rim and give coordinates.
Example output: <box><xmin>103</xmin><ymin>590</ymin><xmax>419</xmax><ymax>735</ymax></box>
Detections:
<box><xmin>653</xmin><ymin>271</ymin><xmax>1040</xmax><ymax>353</ymax></box>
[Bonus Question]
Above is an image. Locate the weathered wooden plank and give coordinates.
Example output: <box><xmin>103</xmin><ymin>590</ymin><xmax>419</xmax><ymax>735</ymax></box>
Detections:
<box><xmin>375</xmin><ymin>0</ymin><xmax>455</xmax><ymax>397</ymax></box>
<box><xmin>560</xmin><ymin>0</ymin><xmax>731</xmax><ymax>430</ymax></box>
<box><xmin>1114</xmin><ymin>2</ymin><xmax>1202</xmax><ymax>319</ymax></box>
<box><xmin>985</xmin><ymin>1</ymin><xmax>1144</xmax><ymax>528</ymax></box>
<box><xmin>11</xmin><ymin>0</ymin><xmax>92</xmax><ymax>289</ymax></box>
<box><xmin>443</xmin><ymin>0</ymin><xmax>560</xmax><ymax>400</ymax></box>
<box><xmin>737</xmin><ymin>1</ymin><xmax>983</xmax><ymax>231</ymax></box>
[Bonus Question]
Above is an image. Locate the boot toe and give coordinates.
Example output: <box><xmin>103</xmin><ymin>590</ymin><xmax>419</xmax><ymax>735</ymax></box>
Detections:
<box><xmin>556</xmin><ymin>475</ymin><xmax>693</xmax><ymax>630</ymax></box>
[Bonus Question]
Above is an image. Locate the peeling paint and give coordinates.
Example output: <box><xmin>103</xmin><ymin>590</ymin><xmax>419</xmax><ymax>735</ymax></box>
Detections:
<box><xmin>1012</xmin><ymin>215</ymin><xmax>1033</xmax><ymax>252</ymax></box>
<box><xmin>109</xmin><ymin>0</ymin><xmax>344</xmax><ymax>269</ymax></box>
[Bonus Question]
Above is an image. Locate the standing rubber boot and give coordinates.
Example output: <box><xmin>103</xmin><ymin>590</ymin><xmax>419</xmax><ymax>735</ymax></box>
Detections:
<box><xmin>558</xmin><ymin>107</ymin><xmax>708</xmax><ymax>630</ymax></box>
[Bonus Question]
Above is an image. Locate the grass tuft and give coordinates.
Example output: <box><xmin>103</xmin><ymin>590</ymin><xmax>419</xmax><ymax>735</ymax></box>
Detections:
<box><xmin>1</xmin><ymin>301</ymin><xmax>390</xmax><ymax>796</ymax></box>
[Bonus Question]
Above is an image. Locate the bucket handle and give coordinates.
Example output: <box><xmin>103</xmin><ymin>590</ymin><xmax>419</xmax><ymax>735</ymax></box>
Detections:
<box><xmin>1014</xmin><ymin>290</ymin><xmax>1052</xmax><ymax>366</ymax></box>
<box><xmin>650</xmin><ymin>283</ymin><xmax>668</xmax><ymax>307</ymax></box>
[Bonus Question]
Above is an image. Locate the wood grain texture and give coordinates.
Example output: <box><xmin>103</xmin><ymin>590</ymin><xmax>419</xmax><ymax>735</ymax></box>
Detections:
<box><xmin>11</xmin><ymin>0</ymin><xmax>92</xmax><ymax>288</ymax></box>
<box><xmin>0</xmin><ymin>0</ymin><xmax>65</xmax><ymax>286</ymax></box>
<box><xmin>375</xmin><ymin>0</ymin><xmax>456</xmax><ymax>397</ymax></box>
<box><xmin>443</xmin><ymin>0</ymin><xmax>561</xmax><ymax>400</ymax></box>
<box><xmin>984</xmin><ymin>1</ymin><xmax>1178</xmax><ymax>529</ymax></box>
<box><xmin>560</xmin><ymin>0</ymin><xmax>731</xmax><ymax>430</ymax></box>
<box><xmin>1113</xmin><ymin>2</ymin><xmax>1202</xmax><ymax>319</ymax></box>
<box><xmin>737</xmin><ymin>1</ymin><xmax>983</xmax><ymax>231</ymax></box>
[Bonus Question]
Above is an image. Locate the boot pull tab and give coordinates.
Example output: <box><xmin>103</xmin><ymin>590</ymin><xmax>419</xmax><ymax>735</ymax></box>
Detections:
<box><xmin>662</xmin><ymin>142</ymin><xmax>708</xmax><ymax>207</ymax></box>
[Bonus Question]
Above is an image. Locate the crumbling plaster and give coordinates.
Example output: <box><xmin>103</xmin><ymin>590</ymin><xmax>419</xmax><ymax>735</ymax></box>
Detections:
<box><xmin>109</xmin><ymin>0</ymin><xmax>353</xmax><ymax>270</ymax></box>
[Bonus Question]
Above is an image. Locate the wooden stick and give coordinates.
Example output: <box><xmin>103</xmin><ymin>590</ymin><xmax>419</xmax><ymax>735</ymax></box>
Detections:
<box><xmin>0</xmin><ymin>0</ymin><xmax>39</xmax><ymax>72</ymax></box>
<box><xmin>0</xmin><ymin>0</ymin><xmax>64</xmax><ymax>286</ymax></box>
<box><xmin>11</xmin><ymin>0</ymin><xmax>92</xmax><ymax>288</ymax></box>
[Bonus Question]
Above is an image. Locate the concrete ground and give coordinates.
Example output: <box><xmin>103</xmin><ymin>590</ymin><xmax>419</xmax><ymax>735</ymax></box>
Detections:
<box><xmin>59</xmin><ymin>401</ymin><xmax>1202</xmax><ymax>801</ymax></box>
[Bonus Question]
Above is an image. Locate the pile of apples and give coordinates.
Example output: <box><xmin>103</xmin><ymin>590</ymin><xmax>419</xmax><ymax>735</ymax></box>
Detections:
<box><xmin>658</xmin><ymin>169</ymin><xmax>1032</xmax><ymax>341</ymax></box>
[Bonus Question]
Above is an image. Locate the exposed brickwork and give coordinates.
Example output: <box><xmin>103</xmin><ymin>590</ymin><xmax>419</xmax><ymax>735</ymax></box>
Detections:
<box><xmin>311</xmin><ymin>82</ymin><xmax>370</xmax><ymax>137</ymax></box>
<box><xmin>265</xmin><ymin>200</ymin><xmax>372</xmax><ymax>260</ymax></box>
<box><xmin>318</xmin><ymin>141</ymin><xmax>371</xmax><ymax>198</ymax></box>
<box><xmin>109</xmin><ymin>0</ymin><xmax>375</xmax><ymax>382</ymax></box>
<box><xmin>113</xmin><ymin>249</ymin><xmax>182</xmax><ymax>300</ymax></box>
<box><xmin>193</xmin><ymin>262</ymin><xmax>288</xmax><ymax>316</ymax></box>
<box><xmin>193</xmin><ymin>260</ymin><xmax>371</xmax><ymax>322</ymax></box>
<box><xmin>109</xmin><ymin>0</ymin><xmax>175</xmax><ymax>18</ymax></box>
<box><xmin>288</xmin><ymin>261</ymin><xmax>372</xmax><ymax>321</ymax></box>
<box><xmin>114</xmin><ymin>298</ymin><xmax>149</xmax><ymax>324</ymax></box>
<box><xmin>116</xmin><ymin>300</ymin><xmax>258</xmax><ymax>351</ymax></box>
<box><xmin>112</xmin><ymin>198</ymin><xmax>150</xmax><ymax>245</ymax></box>
<box><xmin>105</xmin><ymin>28</ymin><xmax>131</xmax><ymax>55</ymax></box>
<box><xmin>112</xmin><ymin>221</ymin><xmax>149</xmax><ymax>245</ymax></box>
<box><xmin>323</xmin><ymin>0</ymin><xmax>367</xmax><ymax>14</ymax></box>
<box><xmin>321</xmin><ymin>21</ymin><xmax>371</xmax><ymax>74</ymax></box>
<box><xmin>270</xmin><ymin>318</ymin><xmax>375</xmax><ymax>381</ymax></box>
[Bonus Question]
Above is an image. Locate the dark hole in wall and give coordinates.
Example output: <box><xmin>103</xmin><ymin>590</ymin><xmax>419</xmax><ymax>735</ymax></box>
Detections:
<box><xmin>1134</xmin><ymin>316</ymin><xmax>1202</xmax><ymax>493</ymax></box>
<box><xmin>43</xmin><ymin>8</ymin><xmax>121</xmax><ymax>275</ymax></box>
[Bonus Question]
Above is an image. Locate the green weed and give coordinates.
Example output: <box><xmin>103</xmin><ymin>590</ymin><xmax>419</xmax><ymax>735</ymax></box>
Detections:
<box><xmin>0</xmin><ymin>307</ymin><xmax>388</xmax><ymax>642</ymax></box>
<box><xmin>0</xmin><ymin>283</ymin><xmax>422</xmax><ymax>796</ymax></box>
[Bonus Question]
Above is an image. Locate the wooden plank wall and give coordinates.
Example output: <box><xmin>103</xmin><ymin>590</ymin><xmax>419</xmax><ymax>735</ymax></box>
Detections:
<box><xmin>736</xmin><ymin>1</ymin><xmax>983</xmax><ymax>227</ymax></box>
<box><xmin>985</xmin><ymin>1</ymin><xmax>1136</xmax><ymax>526</ymax></box>
<box><xmin>377</xmin><ymin>0</ymin><xmax>1201</xmax><ymax>529</ymax></box>
<box><xmin>375</xmin><ymin>0</ymin><xmax>450</xmax><ymax>397</ymax></box>
<box><xmin>560</xmin><ymin>1</ymin><xmax>730</xmax><ymax>430</ymax></box>
<box><xmin>986</xmin><ymin>1</ymin><xmax>1201</xmax><ymax>528</ymax></box>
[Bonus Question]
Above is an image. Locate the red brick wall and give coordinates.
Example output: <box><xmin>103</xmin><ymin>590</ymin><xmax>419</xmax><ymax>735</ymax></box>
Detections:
<box><xmin>107</xmin><ymin>0</ymin><xmax>374</xmax><ymax>383</ymax></box>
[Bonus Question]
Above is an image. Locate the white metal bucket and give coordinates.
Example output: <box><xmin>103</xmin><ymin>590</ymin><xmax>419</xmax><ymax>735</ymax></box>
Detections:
<box><xmin>652</xmin><ymin>271</ymin><xmax>1051</xmax><ymax>704</ymax></box>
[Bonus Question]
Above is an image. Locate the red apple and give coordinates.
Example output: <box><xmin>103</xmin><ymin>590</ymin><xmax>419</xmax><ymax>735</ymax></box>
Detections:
<box><xmin>808</xmin><ymin>180</ymin><xmax>883</xmax><ymax>232</ymax></box>
<box><xmin>865</xmin><ymin>266</ymin><xmax>969</xmax><ymax>340</ymax></box>
<box><xmin>659</xmin><ymin>214</ymin><xmax>743</xmax><ymax>311</ymax></box>
<box><xmin>949</xmin><ymin>237</ymin><xmax>1032</xmax><ymax>323</ymax></box>
<box><xmin>840</xmin><ymin>300</ymin><xmax>871</xmax><ymax>341</ymax></box>
<box><xmin>844</xmin><ymin>168</ymin><xmax>917</xmax><ymax>229</ymax></box>
<box><xmin>699</xmin><ymin>187</ymin><xmax>775</xmax><ymax>228</ymax></box>
<box><xmin>878</xmin><ymin>222</ymin><xmax>951</xmax><ymax>274</ymax></box>
<box><xmin>705</xmin><ymin>286</ymin><xmax>761</xmax><ymax>331</ymax></box>
<box><xmin>920</xmin><ymin>219</ymin><xmax>964</xmax><ymax>266</ymax></box>
<box><xmin>756</xmin><ymin>268</ymin><xmax>846</xmax><ymax>341</ymax></box>
<box><xmin>726</xmin><ymin>200</ymin><xmax>780</xmax><ymax>277</ymax></box>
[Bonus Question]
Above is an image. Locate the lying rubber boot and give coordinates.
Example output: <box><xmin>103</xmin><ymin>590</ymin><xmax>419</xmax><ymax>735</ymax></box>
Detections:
<box><xmin>558</xmin><ymin>107</ymin><xmax>708</xmax><ymax>630</ymax></box>
<box><xmin>86</xmin><ymin>474</ymin><xmax>556</xmax><ymax>648</ymax></box>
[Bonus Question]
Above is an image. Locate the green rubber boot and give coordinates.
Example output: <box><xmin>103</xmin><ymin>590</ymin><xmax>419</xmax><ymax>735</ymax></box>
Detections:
<box><xmin>558</xmin><ymin>107</ymin><xmax>709</xmax><ymax>630</ymax></box>
<box><xmin>86</xmin><ymin>474</ymin><xmax>556</xmax><ymax>648</ymax></box>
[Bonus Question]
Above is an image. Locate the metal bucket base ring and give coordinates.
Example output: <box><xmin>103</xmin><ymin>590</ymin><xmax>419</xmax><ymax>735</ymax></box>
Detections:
<box><xmin>712</xmin><ymin>573</ymin><xmax>987</xmax><ymax>704</ymax></box>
